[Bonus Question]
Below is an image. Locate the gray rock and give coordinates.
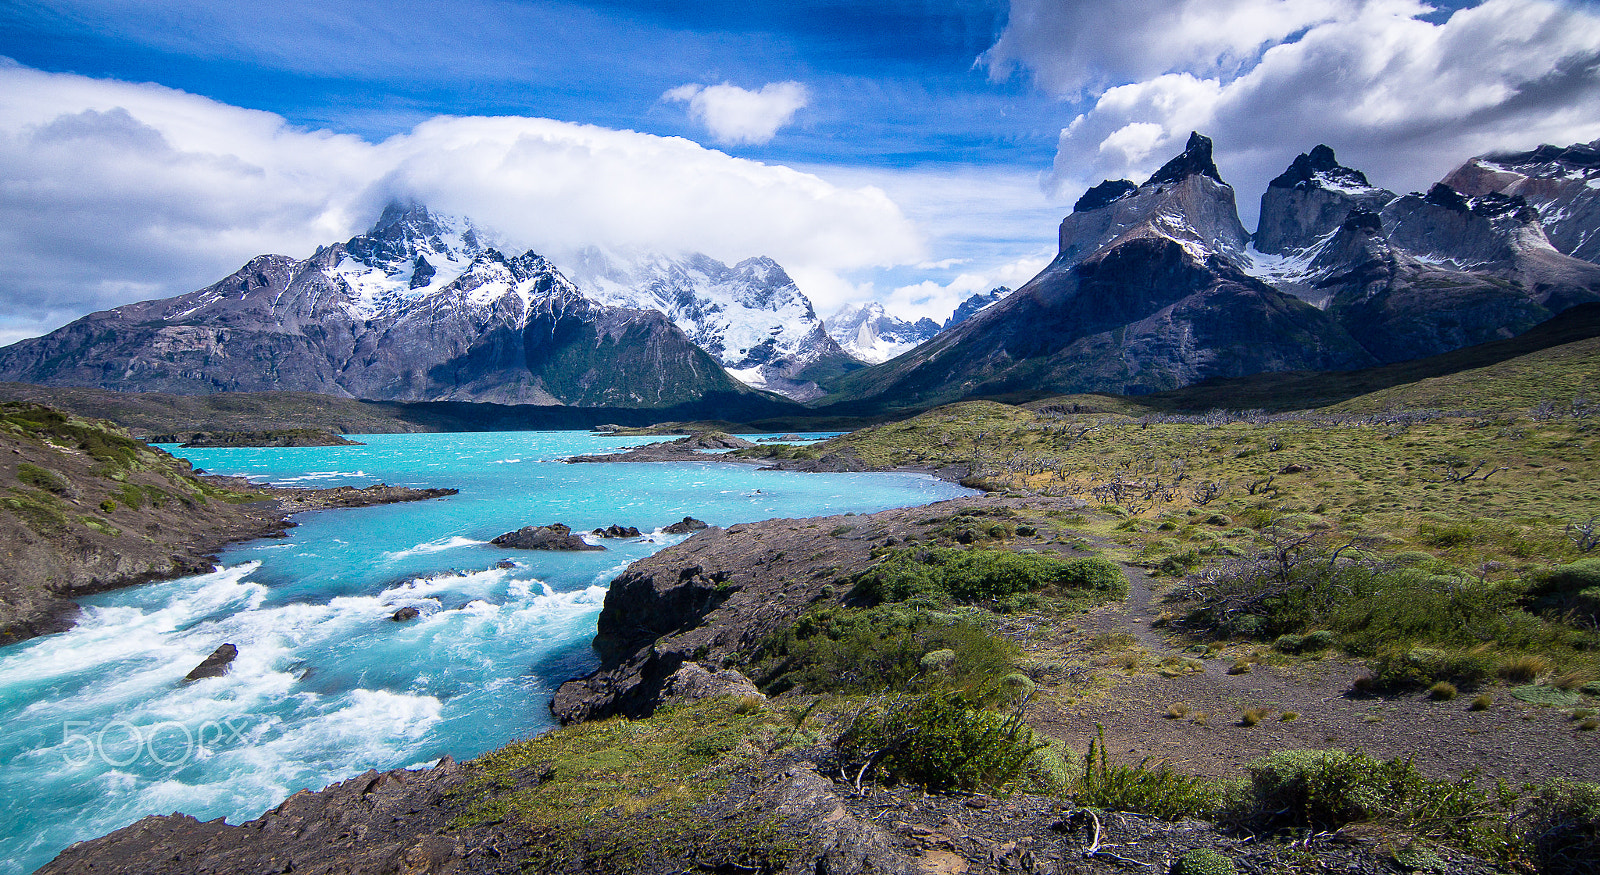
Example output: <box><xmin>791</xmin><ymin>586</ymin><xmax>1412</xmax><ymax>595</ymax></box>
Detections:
<box><xmin>661</xmin><ymin>517</ymin><xmax>708</xmax><ymax>535</ymax></box>
<box><xmin>492</xmin><ymin>524</ymin><xmax>605</xmax><ymax>551</ymax></box>
<box><xmin>656</xmin><ymin>662</ymin><xmax>764</xmax><ymax>708</ymax></box>
<box><xmin>391</xmin><ymin>606</ymin><xmax>420</xmax><ymax>622</ymax></box>
<box><xmin>183</xmin><ymin>644</ymin><xmax>237</xmax><ymax>682</ymax></box>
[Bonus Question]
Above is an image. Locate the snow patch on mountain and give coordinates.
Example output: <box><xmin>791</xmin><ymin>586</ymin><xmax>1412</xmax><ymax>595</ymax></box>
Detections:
<box><xmin>826</xmin><ymin>302</ymin><xmax>939</xmax><ymax>364</ymax></box>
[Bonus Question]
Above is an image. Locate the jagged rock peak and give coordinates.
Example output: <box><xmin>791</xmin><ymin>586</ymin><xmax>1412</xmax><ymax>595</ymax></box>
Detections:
<box><xmin>1421</xmin><ymin>184</ymin><xmax>1539</xmax><ymax>224</ymax></box>
<box><xmin>1269</xmin><ymin>144</ymin><xmax>1371</xmax><ymax>191</ymax></box>
<box><xmin>1146</xmin><ymin>132</ymin><xmax>1223</xmax><ymax>187</ymax></box>
<box><xmin>1424</xmin><ymin>182</ymin><xmax>1472</xmax><ymax>212</ymax></box>
<box><xmin>1073</xmin><ymin>179</ymin><xmax>1137</xmax><ymax>213</ymax></box>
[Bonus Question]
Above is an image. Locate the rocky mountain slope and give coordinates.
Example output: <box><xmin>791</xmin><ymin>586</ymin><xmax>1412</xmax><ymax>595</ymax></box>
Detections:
<box><xmin>825</xmin><ymin>134</ymin><xmax>1600</xmax><ymax>407</ymax></box>
<box><xmin>1443</xmin><ymin>137</ymin><xmax>1600</xmax><ymax>264</ymax></box>
<box><xmin>0</xmin><ymin>205</ymin><xmax>758</xmax><ymax>409</ymax></box>
<box><xmin>558</xmin><ymin>248</ymin><xmax>858</xmax><ymax>402</ymax></box>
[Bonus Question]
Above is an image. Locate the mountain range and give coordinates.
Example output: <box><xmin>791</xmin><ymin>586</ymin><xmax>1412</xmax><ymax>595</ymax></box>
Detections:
<box><xmin>822</xmin><ymin>133</ymin><xmax>1600</xmax><ymax>407</ymax></box>
<box><xmin>2</xmin><ymin>135</ymin><xmax>1598</xmax><ymax>413</ymax></box>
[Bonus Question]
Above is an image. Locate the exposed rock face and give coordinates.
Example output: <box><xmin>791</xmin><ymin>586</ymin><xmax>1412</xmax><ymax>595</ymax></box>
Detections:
<box><xmin>1254</xmin><ymin>144</ymin><xmax>1395</xmax><ymax>256</ymax></box>
<box><xmin>656</xmin><ymin>662</ymin><xmax>764</xmax><ymax>708</ymax></box>
<box><xmin>825</xmin><ymin>301</ymin><xmax>941</xmax><ymax>364</ymax></box>
<box><xmin>182</xmin><ymin>643</ymin><xmax>237</xmax><ymax>681</ymax></box>
<box><xmin>1443</xmin><ymin>138</ymin><xmax>1600</xmax><ymax>263</ymax></box>
<box><xmin>661</xmin><ymin>516</ymin><xmax>709</xmax><ymax>535</ymax></box>
<box><xmin>491</xmin><ymin>524</ymin><xmax>604</xmax><ymax>551</ymax></box>
<box><xmin>0</xmin><ymin>204</ymin><xmax>755</xmax><ymax>409</ymax></box>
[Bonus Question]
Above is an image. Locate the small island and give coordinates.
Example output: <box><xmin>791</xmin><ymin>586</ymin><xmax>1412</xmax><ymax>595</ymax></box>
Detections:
<box><xmin>161</xmin><ymin>428</ymin><xmax>366</xmax><ymax>448</ymax></box>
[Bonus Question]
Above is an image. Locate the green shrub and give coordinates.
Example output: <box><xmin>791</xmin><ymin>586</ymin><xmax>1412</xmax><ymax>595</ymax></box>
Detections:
<box><xmin>1170</xmin><ymin>848</ymin><xmax>1236</xmax><ymax>875</ymax></box>
<box><xmin>1239</xmin><ymin>750</ymin><xmax>1506</xmax><ymax>853</ymax></box>
<box><xmin>1077</xmin><ymin>728</ymin><xmax>1222</xmax><ymax>821</ymax></box>
<box><xmin>1524</xmin><ymin>559</ymin><xmax>1600</xmax><ymax>625</ymax></box>
<box><xmin>754</xmin><ymin>605</ymin><xmax>1018</xmax><ymax>704</ymax></box>
<box><xmin>1361</xmin><ymin>648</ymin><xmax>1494</xmax><ymax>692</ymax></box>
<box><xmin>853</xmin><ymin>547</ymin><xmax>1125</xmax><ymax>606</ymax></box>
<box><xmin>836</xmin><ymin>692</ymin><xmax>1041</xmax><ymax>794</ymax></box>
<box><xmin>1513</xmin><ymin>780</ymin><xmax>1600</xmax><ymax>875</ymax></box>
<box><xmin>16</xmin><ymin>462</ymin><xmax>69</xmax><ymax>495</ymax></box>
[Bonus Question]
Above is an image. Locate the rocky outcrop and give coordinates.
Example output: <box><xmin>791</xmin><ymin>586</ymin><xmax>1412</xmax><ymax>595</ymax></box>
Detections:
<box><xmin>182</xmin><ymin>643</ymin><xmax>237</xmax><ymax>681</ymax></box>
<box><xmin>566</xmin><ymin>432</ymin><xmax>755</xmax><ymax>464</ymax></box>
<box><xmin>491</xmin><ymin>524</ymin><xmax>604</xmax><ymax>551</ymax></box>
<box><xmin>166</xmin><ymin>429</ymin><xmax>364</xmax><ymax>448</ymax></box>
<box><xmin>593</xmin><ymin>524</ymin><xmax>641</xmax><ymax>538</ymax></box>
<box><xmin>942</xmin><ymin>287</ymin><xmax>1012</xmax><ymax>330</ymax></box>
<box><xmin>661</xmin><ymin>516</ymin><xmax>709</xmax><ymax>534</ymax></box>
<box><xmin>551</xmin><ymin>496</ymin><xmax>1023</xmax><ymax>724</ymax></box>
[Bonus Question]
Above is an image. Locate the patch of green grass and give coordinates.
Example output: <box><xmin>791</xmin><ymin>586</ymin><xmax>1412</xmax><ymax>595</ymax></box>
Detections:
<box><xmin>751</xmin><ymin>604</ymin><xmax>1019</xmax><ymax>704</ymax></box>
<box><xmin>455</xmin><ymin>697</ymin><xmax>795</xmax><ymax>872</ymax></box>
<box><xmin>1077</xmin><ymin>726</ymin><xmax>1224</xmax><ymax>820</ymax></box>
<box><xmin>15</xmin><ymin>462</ymin><xmax>69</xmax><ymax>495</ymax></box>
<box><xmin>853</xmin><ymin>546</ymin><xmax>1125</xmax><ymax>610</ymax></box>
<box><xmin>836</xmin><ymin>691</ymin><xmax>1048</xmax><ymax>795</ymax></box>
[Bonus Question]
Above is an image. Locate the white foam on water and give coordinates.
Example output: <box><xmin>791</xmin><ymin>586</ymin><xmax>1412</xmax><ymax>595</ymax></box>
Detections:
<box><xmin>382</xmin><ymin>536</ymin><xmax>487</xmax><ymax>561</ymax></box>
<box><xmin>269</xmin><ymin>470</ymin><xmax>371</xmax><ymax>484</ymax></box>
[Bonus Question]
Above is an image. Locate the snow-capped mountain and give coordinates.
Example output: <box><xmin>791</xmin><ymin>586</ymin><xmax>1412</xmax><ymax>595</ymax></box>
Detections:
<box><xmin>825</xmin><ymin>302</ymin><xmax>940</xmax><ymax>364</ymax></box>
<box><xmin>1443</xmin><ymin>138</ymin><xmax>1600</xmax><ymax>264</ymax></box>
<box><xmin>0</xmin><ymin>204</ymin><xmax>758</xmax><ymax>408</ymax></box>
<box><xmin>557</xmin><ymin>247</ymin><xmax>855</xmax><ymax>401</ymax></box>
<box><xmin>943</xmin><ymin>288</ymin><xmax>1012</xmax><ymax>330</ymax></box>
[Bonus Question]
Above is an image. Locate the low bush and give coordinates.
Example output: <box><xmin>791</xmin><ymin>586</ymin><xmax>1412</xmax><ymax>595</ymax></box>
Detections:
<box><xmin>853</xmin><ymin>547</ymin><xmax>1125</xmax><ymax>608</ymax></box>
<box><xmin>16</xmin><ymin>462</ymin><xmax>69</xmax><ymax>495</ymax></box>
<box><xmin>1237</xmin><ymin>750</ymin><xmax>1507</xmax><ymax>855</ymax></box>
<box><xmin>1524</xmin><ymin>559</ymin><xmax>1600</xmax><ymax>628</ymax></box>
<box><xmin>1171</xmin><ymin>848</ymin><xmax>1236</xmax><ymax>875</ymax></box>
<box><xmin>753</xmin><ymin>605</ymin><xmax>1018</xmax><ymax>704</ymax></box>
<box><xmin>835</xmin><ymin>692</ymin><xmax>1043</xmax><ymax>794</ymax></box>
<box><xmin>1076</xmin><ymin>727</ymin><xmax>1222</xmax><ymax>821</ymax></box>
<box><xmin>1513</xmin><ymin>780</ymin><xmax>1600</xmax><ymax>875</ymax></box>
<box><xmin>1359</xmin><ymin>647</ymin><xmax>1494</xmax><ymax>693</ymax></box>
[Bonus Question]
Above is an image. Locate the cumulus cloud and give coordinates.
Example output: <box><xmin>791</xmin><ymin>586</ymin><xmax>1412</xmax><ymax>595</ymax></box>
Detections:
<box><xmin>987</xmin><ymin>0</ymin><xmax>1600</xmax><ymax>225</ymax></box>
<box><xmin>883</xmin><ymin>253</ymin><xmax>1053</xmax><ymax>327</ymax></box>
<box><xmin>0</xmin><ymin>64</ymin><xmax>918</xmax><ymax>340</ymax></box>
<box><xmin>663</xmin><ymin>81</ymin><xmax>809</xmax><ymax>145</ymax></box>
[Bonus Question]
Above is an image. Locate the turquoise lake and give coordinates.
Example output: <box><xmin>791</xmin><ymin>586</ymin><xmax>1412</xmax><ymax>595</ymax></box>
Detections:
<box><xmin>0</xmin><ymin>431</ymin><xmax>972</xmax><ymax>874</ymax></box>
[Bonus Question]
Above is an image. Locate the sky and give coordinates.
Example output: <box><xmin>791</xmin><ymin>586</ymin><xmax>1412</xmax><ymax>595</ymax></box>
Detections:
<box><xmin>2</xmin><ymin>0</ymin><xmax>1600</xmax><ymax>345</ymax></box>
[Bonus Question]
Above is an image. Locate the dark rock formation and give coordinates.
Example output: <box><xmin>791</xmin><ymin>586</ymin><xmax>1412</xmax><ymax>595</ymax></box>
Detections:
<box><xmin>661</xmin><ymin>517</ymin><xmax>709</xmax><ymax>535</ymax></box>
<box><xmin>593</xmin><ymin>524</ymin><xmax>641</xmax><ymax>538</ymax></box>
<box><xmin>1254</xmin><ymin>145</ymin><xmax>1395</xmax><ymax>256</ymax></box>
<box><xmin>1072</xmin><ymin>179</ymin><xmax>1137</xmax><ymax>213</ymax></box>
<box><xmin>491</xmin><ymin>524</ymin><xmax>604</xmax><ymax>551</ymax></box>
<box><xmin>567</xmin><ymin>432</ymin><xmax>755</xmax><ymax>464</ymax></box>
<box><xmin>391</xmin><ymin>606</ymin><xmax>420</xmax><ymax>622</ymax></box>
<box><xmin>941</xmin><ymin>287</ymin><xmax>1012</xmax><ymax>331</ymax></box>
<box><xmin>183</xmin><ymin>643</ymin><xmax>237</xmax><ymax>681</ymax></box>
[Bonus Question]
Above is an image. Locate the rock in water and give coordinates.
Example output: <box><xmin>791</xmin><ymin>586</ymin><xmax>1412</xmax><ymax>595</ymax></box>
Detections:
<box><xmin>183</xmin><ymin>644</ymin><xmax>238</xmax><ymax>682</ymax></box>
<box><xmin>391</xmin><ymin>606</ymin><xmax>420</xmax><ymax>622</ymax></box>
<box><xmin>491</xmin><ymin>523</ymin><xmax>605</xmax><ymax>551</ymax></box>
<box><xmin>662</xmin><ymin>517</ymin><xmax>709</xmax><ymax>535</ymax></box>
<box><xmin>594</xmin><ymin>524</ymin><xmax>642</xmax><ymax>538</ymax></box>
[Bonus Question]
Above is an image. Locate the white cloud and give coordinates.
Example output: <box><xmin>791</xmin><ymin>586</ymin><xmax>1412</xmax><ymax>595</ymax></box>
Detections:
<box><xmin>883</xmin><ymin>253</ymin><xmax>1053</xmax><ymax>326</ymax></box>
<box><xmin>0</xmin><ymin>64</ymin><xmax>920</xmax><ymax>340</ymax></box>
<box><xmin>988</xmin><ymin>0</ymin><xmax>1600</xmax><ymax>226</ymax></box>
<box><xmin>663</xmin><ymin>81</ymin><xmax>809</xmax><ymax>145</ymax></box>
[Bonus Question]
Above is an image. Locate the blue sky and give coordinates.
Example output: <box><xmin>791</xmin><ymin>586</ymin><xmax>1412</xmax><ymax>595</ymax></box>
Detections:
<box><xmin>2</xmin><ymin>0</ymin><xmax>1599</xmax><ymax>343</ymax></box>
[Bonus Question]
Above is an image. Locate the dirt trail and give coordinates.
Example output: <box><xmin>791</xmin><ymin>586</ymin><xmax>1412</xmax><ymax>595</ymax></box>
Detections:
<box><xmin>1024</xmin><ymin>555</ymin><xmax>1600</xmax><ymax>785</ymax></box>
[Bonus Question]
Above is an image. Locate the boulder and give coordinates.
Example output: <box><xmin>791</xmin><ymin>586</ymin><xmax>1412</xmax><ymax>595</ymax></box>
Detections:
<box><xmin>491</xmin><ymin>524</ymin><xmax>605</xmax><ymax>551</ymax></box>
<box><xmin>656</xmin><ymin>662</ymin><xmax>764</xmax><ymax>708</ymax></box>
<box><xmin>391</xmin><ymin>606</ymin><xmax>420</xmax><ymax>622</ymax></box>
<box><xmin>662</xmin><ymin>517</ymin><xmax>709</xmax><ymax>535</ymax></box>
<box><xmin>183</xmin><ymin>644</ymin><xmax>238</xmax><ymax>682</ymax></box>
<box><xmin>594</xmin><ymin>524</ymin><xmax>642</xmax><ymax>538</ymax></box>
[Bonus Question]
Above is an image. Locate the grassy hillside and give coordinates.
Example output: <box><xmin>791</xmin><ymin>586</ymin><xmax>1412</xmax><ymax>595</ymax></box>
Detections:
<box><xmin>0</xmin><ymin>402</ymin><xmax>269</xmax><ymax>642</ymax></box>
